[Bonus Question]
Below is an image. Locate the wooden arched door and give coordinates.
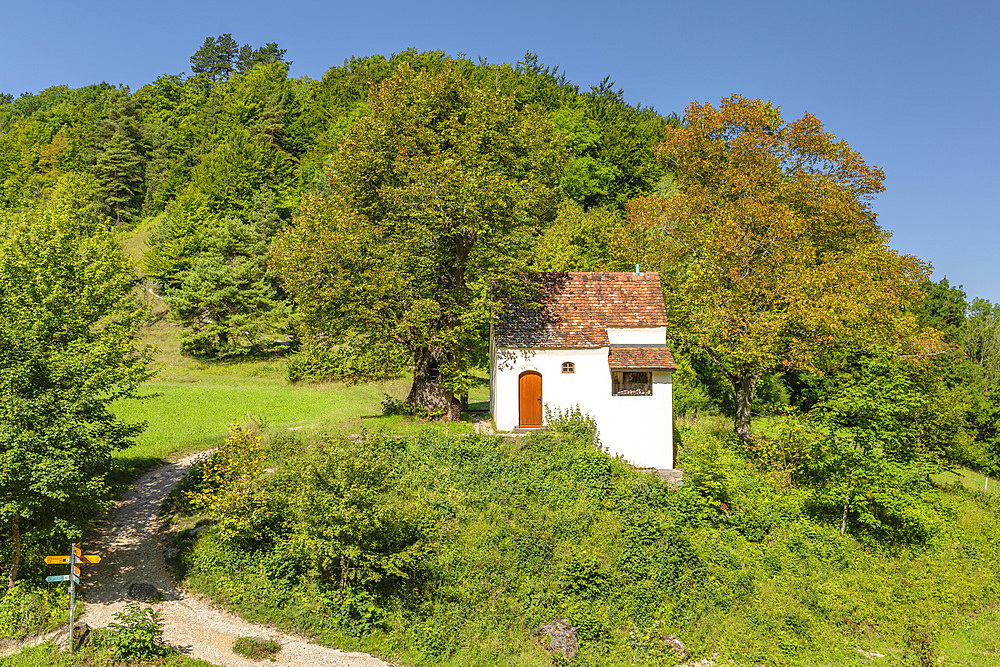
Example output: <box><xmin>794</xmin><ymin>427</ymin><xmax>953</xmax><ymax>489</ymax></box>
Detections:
<box><xmin>518</xmin><ymin>371</ymin><xmax>542</xmax><ymax>427</ymax></box>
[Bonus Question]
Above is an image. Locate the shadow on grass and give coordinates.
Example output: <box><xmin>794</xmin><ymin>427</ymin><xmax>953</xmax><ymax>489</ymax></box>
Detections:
<box><xmin>108</xmin><ymin>454</ymin><xmax>167</xmax><ymax>493</ymax></box>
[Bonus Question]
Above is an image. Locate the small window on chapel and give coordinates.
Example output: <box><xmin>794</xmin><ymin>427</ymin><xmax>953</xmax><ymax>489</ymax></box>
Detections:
<box><xmin>562</xmin><ymin>361</ymin><xmax>575</xmax><ymax>373</ymax></box>
<box><xmin>612</xmin><ymin>371</ymin><xmax>652</xmax><ymax>396</ymax></box>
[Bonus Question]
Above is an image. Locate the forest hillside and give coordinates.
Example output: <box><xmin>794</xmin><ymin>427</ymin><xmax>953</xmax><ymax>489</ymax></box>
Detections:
<box><xmin>1</xmin><ymin>38</ymin><xmax>999</xmax><ymax>665</ymax></box>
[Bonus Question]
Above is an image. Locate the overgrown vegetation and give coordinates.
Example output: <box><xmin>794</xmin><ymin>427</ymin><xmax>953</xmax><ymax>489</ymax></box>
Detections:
<box><xmin>164</xmin><ymin>421</ymin><xmax>1000</xmax><ymax>666</ymax></box>
<box><xmin>232</xmin><ymin>636</ymin><xmax>281</xmax><ymax>661</ymax></box>
<box><xmin>4</xmin><ymin>33</ymin><xmax>1000</xmax><ymax>667</ymax></box>
<box><xmin>0</xmin><ymin>583</ymin><xmax>69</xmax><ymax>640</ymax></box>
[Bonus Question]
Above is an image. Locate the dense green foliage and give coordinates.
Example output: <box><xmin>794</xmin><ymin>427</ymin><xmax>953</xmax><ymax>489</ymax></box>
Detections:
<box><xmin>271</xmin><ymin>63</ymin><xmax>566</xmax><ymax>414</ymax></box>
<box><xmin>100</xmin><ymin>602</ymin><xmax>169</xmax><ymax>660</ymax></box>
<box><xmin>0</xmin><ymin>176</ymin><xmax>150</xmax><ymax>585</ymax></box>
<box><xmin>914</xmin><ymin>278</ymin><xmax>1000</xmax><ymax>475</ymax></box>
<box><xmin>0</xmin><ymin>583</ymin><xmax>69</xmax><ymax>640</ymax></box>
<box><xmin>169</xmin><ymin>423</ymin><xmax>1000</xmax><ymax>665</ymax></box>
<box><xmin>1</xmin><ymin>42</ymin><xmax>678</xmax><ymax>369</ymax></box>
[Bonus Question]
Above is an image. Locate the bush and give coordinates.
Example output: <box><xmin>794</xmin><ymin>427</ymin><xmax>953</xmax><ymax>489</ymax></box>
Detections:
<box><xmin>545</xmin><ymin>404</ymin><xmax>602</xmax><ymax>448</ymax></box>
<box><xmin>233</xmin><ymin>635</ymin><xmax>281</xmax><ymax>660</ymax></box>
<box><xmin>105</xmin><ymin>602</ymin><xmax>167</xmax><ymax>660</ymax></box>
<box><xmin>381</xmin><ymin>394</ymin><xmax>412</xmax><ymax>416</ymax></box>
<box><xmin>286</xmin><ymin>335</ymin><xmax>408</xmax><ymax>383</ymax></box>
<box><xmin>184</xmin><ymin>422</ymin><xmax>279</xmax><ymax>549</ymax></box>
<box><xmin>0</xmin><ymin>584</ymin><xmax>67</xmax><ymax>640</ymax></box>
<box><xmin>332</xmin><ymin>587</ymin><xmax>385</xmax><ymax>636</ymax></box>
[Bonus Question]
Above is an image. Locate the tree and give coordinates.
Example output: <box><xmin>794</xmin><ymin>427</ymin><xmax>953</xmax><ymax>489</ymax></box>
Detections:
<box><xmin>165</xmin><ymin>190</ymin><xmax>290</xmax><ymax>358</ymax></box>
<box><xmin>189</xmin><ymin>34</ymin><xmax>239</xmax><ymax>84</ymax></box>
<box><xmin>0</xmin><ymin>175</ymin><xmax>150</xmax><ymax>586</ymax></box>
<box><xmin>89</xmin><ymin>88</ymin><xmax>146</xmax><ymax>226</ymax></box>
<box><xmin>532</xmin><ymin>201</ymin><xmax>629</xmax><ymax>271</ymax></box>
<box><xmin>271</xmin><ymin>64</ymin><xmax>564</xmax><ymax>417</ymax></box>
<box><xmin>789</xmin><ymin>353</ymin><xmax>959</xmax><ymax>543</ymax></box>
<box><xmin>627</xmin><ymin>95</ymin><xmax>929</xmax><ymax>440</ymax></box>
<box><xmin>190</xmin><ymin>35</ymin><xmax>289</xmax><ymax>84</ymax></box>
<box><xmin>916</xmin><ymin>278</ymin><xmax>967</xmax><ymax>346</ymax></box>
<box><xmin>236</xmin><ymin>42</ymin><xmax>290</xmax><ymax>75</ymax></box>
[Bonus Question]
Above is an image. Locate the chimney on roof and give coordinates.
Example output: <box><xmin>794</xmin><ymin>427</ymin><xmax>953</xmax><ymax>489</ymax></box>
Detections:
<box><xmin>634</xmin><ymin>264</ymin><xmax>643</xmax><ymax>277</ymax></box>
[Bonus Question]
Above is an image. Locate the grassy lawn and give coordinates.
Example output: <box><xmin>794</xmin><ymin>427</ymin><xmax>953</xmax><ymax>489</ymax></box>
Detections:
<box><xmin>1</xmin><ymin>643</ymin><xmax>214</xmax><ymax>666</ymax></box>
<box><xmin>934</xmin><ymin>466</ymin><xmax>998</xmax><ymax>496</ymax></box>
<box><xmin>111</xmin><ymin>317</ymin><xmax>484</xmax><ymax>480</ymax></box>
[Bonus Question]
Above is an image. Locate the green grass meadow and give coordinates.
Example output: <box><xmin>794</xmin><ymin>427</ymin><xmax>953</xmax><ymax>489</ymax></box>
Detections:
<box><xmin>110</xmin><ymin>318</ymin><xmax>478</xmax><ymax>481</ymax></box>
<box><xmin>934</xmin><ymin>466</ymin><xmax>999</xmax><ymax>497</ymax></box>
<box><xmin>0</xmin><ymin>643</ymin><xmax>214</xmax><ymax>666</ymax></box>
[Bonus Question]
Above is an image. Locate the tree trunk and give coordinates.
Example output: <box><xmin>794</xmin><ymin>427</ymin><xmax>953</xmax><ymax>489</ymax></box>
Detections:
<box><xmin>407</xmin><ymin>346</ymin><xmax>450</xmax><ymax>414</ymax></box>
<box><xmin>444</xmin><ymin>394</ymin><xmax>461</xmax><ymax>423</ymax></box>
<box><xmin>732</xmin><ymin>372</ymin><xmax>759</xmax><ymax>441</ymax></box>
<box><xmin>7</xmin><ymin>516</ymin><xmax>20</xmax><ymax>589</ymax></box>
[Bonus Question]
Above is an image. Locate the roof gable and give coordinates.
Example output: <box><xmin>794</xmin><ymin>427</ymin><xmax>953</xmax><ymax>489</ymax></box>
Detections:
<box><xmin>495</xmin><ymin>272</ymin><xmax>667</xmax><ymax>348</ymax></box>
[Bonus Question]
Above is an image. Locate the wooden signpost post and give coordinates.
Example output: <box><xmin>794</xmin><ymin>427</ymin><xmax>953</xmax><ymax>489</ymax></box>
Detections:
<box><xmin>44</xmin><ymin>543</ymin><xmax>100</xmax><ymax>653</ymax></box>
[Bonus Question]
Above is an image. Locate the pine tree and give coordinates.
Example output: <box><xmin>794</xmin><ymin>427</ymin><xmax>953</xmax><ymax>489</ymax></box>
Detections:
<box><xmin>89</xmin><ymin>89</ymin><xmax>146</xmax><ymax>225</ymax></box>
<box><xmin>165</xmin><ymin>190</ymin><xmax>289</xmax><ymax>357</ymax></box>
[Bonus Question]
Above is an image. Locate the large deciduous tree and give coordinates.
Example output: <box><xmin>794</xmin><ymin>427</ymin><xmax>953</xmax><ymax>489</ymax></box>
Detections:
<box><xmin>271</xmin><ymin>64</ymin><xmax>564</xmax><ymax>418</ymax></box>
<box><xmin>0</xmin><ymin>175</ymin><xmax>150</xmax><ymax>586</ymax></box>
<box><xmin>627</xmin><ymin>95</ymin><xmax>928</xmax><ymax>440</ymax></box>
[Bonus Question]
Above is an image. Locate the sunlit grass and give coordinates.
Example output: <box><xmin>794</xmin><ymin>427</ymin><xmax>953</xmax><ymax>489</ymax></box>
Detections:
<box><xmin>110</xmin><ymin>314</ymin><xmax>485</xmax><ymax>483</ymax></box>
<box><xmin>939</xmin><ymin>607</ymin><xmax>1000</xmax><ymax>666</ymax></box>
<box><xmin>934</xmin><ymin>466</ymin><xmax>999</xmax><ymax>496</ymax></box>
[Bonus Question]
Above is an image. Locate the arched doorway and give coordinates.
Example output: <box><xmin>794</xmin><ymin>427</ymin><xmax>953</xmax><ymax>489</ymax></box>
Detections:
<box><xmin>518</xmin><ymin>371</ymin><xmax>542</xmax><ymax>428</ymax></box>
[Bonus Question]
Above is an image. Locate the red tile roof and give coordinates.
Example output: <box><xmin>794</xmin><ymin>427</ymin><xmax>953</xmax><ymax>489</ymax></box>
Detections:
<box><xmin>608</xmin><ymin>346</ymin><xmax>677</xmax><ymax>370</ymax></box>
<box><xmin>495</xmin><ymin>272</ymin><xmax>668</xmax><ymax>348</ymax></box>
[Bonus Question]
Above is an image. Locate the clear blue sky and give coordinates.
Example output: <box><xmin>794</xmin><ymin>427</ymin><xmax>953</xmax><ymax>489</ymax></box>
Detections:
<box><xmin>3</xmin><ymin>0</ymin><xmax>997</xmax><ymax>302</ymax></box>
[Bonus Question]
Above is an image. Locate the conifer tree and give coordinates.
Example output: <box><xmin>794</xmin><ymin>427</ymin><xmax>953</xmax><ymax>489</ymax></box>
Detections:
<box><xmin>165</xmin><ymin>190</ymin><xmax>289</xmax><ymax>357</ymax></box>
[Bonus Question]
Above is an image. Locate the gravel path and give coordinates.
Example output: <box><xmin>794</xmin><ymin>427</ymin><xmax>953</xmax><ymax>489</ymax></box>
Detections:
<box><xmin>77</xmin><ymin>451</ymin><xmax>390</xmax><ymax>667</ymax></box>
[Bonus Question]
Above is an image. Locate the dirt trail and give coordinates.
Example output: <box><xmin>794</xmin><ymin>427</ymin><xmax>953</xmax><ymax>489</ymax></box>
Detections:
<box><xmin>74</xmin><ymin>451</ymin><xmax>390</xmax><ymax>667</ymax></box>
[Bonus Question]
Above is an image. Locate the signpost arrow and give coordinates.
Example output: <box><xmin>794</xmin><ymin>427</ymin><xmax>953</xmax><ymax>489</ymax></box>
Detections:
<box><xmin>44</xmin><ymin>542</ymin><xmax>98</xmax><ymax>654</ymax></box>
<box><xmin>45</xmin><ymin>554</ymin><xmax>100</xmax><ymax>565</ymax></box>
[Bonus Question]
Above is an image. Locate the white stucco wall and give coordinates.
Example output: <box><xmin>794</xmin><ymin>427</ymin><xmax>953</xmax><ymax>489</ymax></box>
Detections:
<box><xmin>491</xmin><ymin>346</ymin><xmax>673</xmax><ymax>470</ymax></box>
<box><xmin>606</xmin><ymin>327</ymin><xmax>667</xmax><ymax>344</ymax></box>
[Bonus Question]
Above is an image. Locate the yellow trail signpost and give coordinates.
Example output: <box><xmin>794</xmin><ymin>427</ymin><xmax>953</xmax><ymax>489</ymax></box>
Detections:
<box><xmin>44</xmin><ymin>543</ymin><xmax>100</xmax><ymax>653</ymax></box>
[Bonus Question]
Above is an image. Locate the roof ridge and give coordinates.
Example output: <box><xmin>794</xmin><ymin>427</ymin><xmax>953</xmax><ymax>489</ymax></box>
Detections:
<box><xmin>494</xmin><ymin>272</ymin><xmax>668</xmax><ymax>349</ymax></box>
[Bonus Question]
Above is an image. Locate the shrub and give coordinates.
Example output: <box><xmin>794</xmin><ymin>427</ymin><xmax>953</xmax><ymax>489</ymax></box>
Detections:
<box><xmin>332</xmin><ymin>587</ymin><xmax>385</xmax><ymax>636</ymax></box>
<box><xmin>280</xmin><ymin>437</ymin><xmax>432</xmax><ymax>595</ymax></box>
<box><xmin>105</xmin><ymin>602</ymin><xmax>167</xmax><ymax>660</ymax></box>
<box><xmin>381</xmin><ymin>394</ymin><xmax>412</xmax><ymax>416</ymax></box>
<box><xmin>184</xmin><ymin>422</ymin><xmax>278</xmax><ymax>549</ymax></box>
<box><xmin>0</xmin><ymin>584</ymin><xmax>67</xmax><ymax>640</ymax></box>
<box><xmin>545</xmin><ymin>404</ymin><xmax>602</xmax><ymax>448</ymax></box>
<box><xmin>286</xmin><ymin>335</ymin><xmax>408</xmax><ymax>383</ymax></box>
<box><xmin>233</xmin><ymin>635</ymin><xmax>281</xmax><ymax>660</ymax></box>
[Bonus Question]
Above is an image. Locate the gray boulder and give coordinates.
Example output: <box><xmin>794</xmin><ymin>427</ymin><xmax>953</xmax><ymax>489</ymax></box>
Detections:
<box><xmin>537</xmin><ymin>619</ymin><xmax>579</xmax><ymax>659</ymax></box>
<box><xmin>52</xmin><ymin>621</ymin><xmax>90</xmax><ymax>651</ymax></box>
